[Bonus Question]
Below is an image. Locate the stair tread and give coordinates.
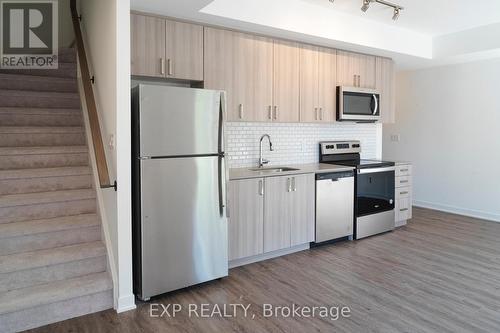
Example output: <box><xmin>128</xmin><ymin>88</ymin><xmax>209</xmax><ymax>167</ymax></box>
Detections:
<box><xmin>0</xmin><ymin>73</ymin><xmax>76</xmax><ymax>83</ymax></box>
<box><xmin>0</xmin><ymin>126</ymin><xmax>84</xmax><ymax>134</ymax></box>
<box><xmin>0</xmin><ymin>213</ymin><xmax>99</xmax><ymax>240</ymax></box>
<box><xmin>0</xmin><ymin>89</ymin><xmax>79</xmax><ymax>98</ymax></box>
<box><xmin>0</xmin><ymin>166</ymin><xmax>91</xmax><ymax>180</ymax></box>
<box><xmin>0</xmin><ymin>272</ymin><xmax>112</xmax><ymax>315</ymax></box>
<box><xmin>0</xmin><ymin>146</ymin><xmax>88</xmax><ymax>156</ymax></box>
<box><xmin>0</xmin><ymin>240</ymin><xmax>105</xmax><ymax>274</ymax></box>
<box><xmin>0</xmin><ymin>189</ymin><xmax>96</xmax><ymax>208</ymax></box>
<box><xmin>0</xmin><ymin>107</ymin><xmax>81</xmax><ymax>115</ymax></box>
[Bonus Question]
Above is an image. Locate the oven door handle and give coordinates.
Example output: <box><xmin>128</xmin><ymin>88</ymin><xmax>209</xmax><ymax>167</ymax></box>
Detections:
<box><xmin>358</xmin><ymin>166</ymin><xmax>395</xmax><ymax>174</ymax></box>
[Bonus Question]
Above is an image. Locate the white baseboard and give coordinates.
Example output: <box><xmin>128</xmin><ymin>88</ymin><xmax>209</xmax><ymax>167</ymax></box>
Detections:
<box><xmin>229</xmin><ymin>243</ymin><xmax>310</xmax><ymax>269</ymax></box>
<box><xmin>116</xmin><ymin>294</ymin><xmax>137</xmax><ymax>313</ymax></box>
<box><xmin>413</xmin><ymin>200</ymin><xmax>500</xmax><ymax>223</ymax></box>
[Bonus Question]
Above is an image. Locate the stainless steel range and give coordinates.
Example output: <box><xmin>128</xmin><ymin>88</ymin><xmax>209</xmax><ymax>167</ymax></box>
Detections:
<box><xmin>319</xmin><ymin>141</ymin><xmax>395</xmax><ymax>239</ymax></box>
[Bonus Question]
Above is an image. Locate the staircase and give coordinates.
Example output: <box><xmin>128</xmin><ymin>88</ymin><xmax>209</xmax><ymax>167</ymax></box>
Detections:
<box><xmin>0</xmin><ymin>48</ymin><xmax>113</xmax><ymax>333</ymax></box>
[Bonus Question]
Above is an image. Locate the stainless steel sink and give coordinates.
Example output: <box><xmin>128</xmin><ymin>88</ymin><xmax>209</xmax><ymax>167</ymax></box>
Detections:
<box><xmin>248</xmin><ymin>167</ymin><xmax>300</xmax><ymax>173</ymax></box>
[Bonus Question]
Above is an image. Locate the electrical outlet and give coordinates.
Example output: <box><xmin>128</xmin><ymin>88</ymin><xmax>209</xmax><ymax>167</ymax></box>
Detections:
<box><xmin>390</xmin><ymin>134</ymin><xmax>400</xmax><ymax>142</ymax></box>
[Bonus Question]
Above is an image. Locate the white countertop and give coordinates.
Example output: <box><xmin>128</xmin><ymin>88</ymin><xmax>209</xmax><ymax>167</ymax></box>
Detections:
<box><xmin>229</xmin><ymin>163</ymin><xmax>355</xmax><ymax>180</ymax></box>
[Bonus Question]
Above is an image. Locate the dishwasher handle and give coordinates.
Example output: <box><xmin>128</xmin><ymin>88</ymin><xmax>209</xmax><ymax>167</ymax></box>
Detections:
<box><xmin>316</xmin><ymin>171</ymin><xmax>354</xmax><ymax>181</ymax></box>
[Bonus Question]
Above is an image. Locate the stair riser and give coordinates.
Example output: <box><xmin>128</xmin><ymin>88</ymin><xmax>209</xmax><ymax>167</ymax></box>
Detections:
<box><xmin>0</xmin><ymin>96</ymin><xmax>80</xmax><ymax>109</ymax></box>
<box><xmin>0</xmin><ymin>175</ymin><xmax>92</xmax><ymax>195</ymax></box>
<box><xmin>0</xmin><ymin>79</ymin><xmax>77</xmax><ymax>93</ymax></box>
<box><xmin>0</xmin><ymin>132</ymin><xmax>85</xmax><ymax>147</ymax></box>
<box><xmin>0</xmin><ymin>113</ymin><xmax>82</xmax><ymax>126</ymax></box>
<box><xmin>0</xmin><ymin>256</ymin><xmax>106</xmax><ymax>293</ymax></box>
<box><xmin>58</xmin><ymin>49</ymin><xmax>77</xmax><ymax>63</ymax></box>
<box><xmin>0</xmin><ymin>226</ymin><xmax>101</xmax><ymax>256</ymax></box>
<box><xmin>0</xmin><ymin>153</ymin><xmax>88</xmax><ymax>170</ymax></box>
<box><xmin>0</xmin><ymin>199</ymin><xmax>96</xmax><ymax>224</ymax></box>
<box><xmin>0</xmin><ymin>66</ymin><xmax>77</xmax><ymax>79</ymax></box>
<box><xmin>0</xmin><ymin>289</ymin><xmax>112</xmax><ymax>333</ymax></box>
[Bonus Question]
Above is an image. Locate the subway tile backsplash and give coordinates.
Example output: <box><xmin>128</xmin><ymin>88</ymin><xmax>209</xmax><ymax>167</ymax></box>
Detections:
<box><xmin>225</xmin><ymin>122</ymin><xmax>382</xmax><ymax>168</ymax></box>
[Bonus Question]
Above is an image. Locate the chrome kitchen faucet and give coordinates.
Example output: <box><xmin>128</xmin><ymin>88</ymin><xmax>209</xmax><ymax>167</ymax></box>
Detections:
<box><xmin>259</xmin><ymin>134</ymin><xmax>273</xmax><ymax>167</ymax></box>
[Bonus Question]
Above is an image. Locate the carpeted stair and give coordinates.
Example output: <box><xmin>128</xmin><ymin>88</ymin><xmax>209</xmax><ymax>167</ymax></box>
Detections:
<box><xmin>0</xmin><ymin>48</ymin><xmax>113</xmax><ymax>333</ymax></box>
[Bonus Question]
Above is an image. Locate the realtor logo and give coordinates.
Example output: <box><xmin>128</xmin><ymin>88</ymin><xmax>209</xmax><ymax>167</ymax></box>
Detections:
<box><xmin>1</xmin><ymin>0</ymin><xmax>58</xmax><ymax>68</ymax></box>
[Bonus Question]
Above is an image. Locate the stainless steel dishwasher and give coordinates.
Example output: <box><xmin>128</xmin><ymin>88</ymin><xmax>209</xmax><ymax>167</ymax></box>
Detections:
<box><xmin>315</xmin><ymin>171</ymin><xmax>355</xmax><ymax>243</ymax></box>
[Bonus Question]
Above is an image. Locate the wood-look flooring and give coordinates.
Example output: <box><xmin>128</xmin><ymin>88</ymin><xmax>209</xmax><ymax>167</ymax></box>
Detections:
<box><xmin>26</xmin><ymin>207</ymin><xmax>500</xmax><ymax>333</ymax></box>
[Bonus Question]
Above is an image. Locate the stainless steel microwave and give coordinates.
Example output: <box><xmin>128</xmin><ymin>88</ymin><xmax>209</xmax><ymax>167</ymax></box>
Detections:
<box><xmin>337</xmin><ymin>86</ymin><xmax>380</xmax><ymax>122</ymax></box>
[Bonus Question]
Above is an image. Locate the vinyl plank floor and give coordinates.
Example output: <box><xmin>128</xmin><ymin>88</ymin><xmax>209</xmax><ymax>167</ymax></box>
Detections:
<box><xmin>26</xmin><ymin>207</ymin><xmax>500</xmax><ymax>333</ymax></box>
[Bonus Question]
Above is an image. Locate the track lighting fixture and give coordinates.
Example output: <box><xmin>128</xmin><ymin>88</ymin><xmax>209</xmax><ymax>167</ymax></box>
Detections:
<box><xmin>392</xmin><ymin>7</ymin><xmax>401</xmax><ymax>20</ymax></box>
<box><xmin>330</xmin><ymin>0</ymin><xmax>403</xmax><ymax>21</ymax></box>
<box><xmin>361</xmin><ymin>0</ymin><xmax>370</xmax><ymax>12</ymax></box>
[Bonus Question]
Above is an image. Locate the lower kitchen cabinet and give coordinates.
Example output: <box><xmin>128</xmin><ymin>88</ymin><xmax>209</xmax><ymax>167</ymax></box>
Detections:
<box><xmin>228</xmin><ymin>173</ymin><xmax>315</xmax><ymax>262</ymax></box>
<box><xmin>290</xmin><ymin>174</ymin><xmax>315</xmax><ymax>246</ymax></box>
<box><xmin>228</xmin><ymin>178</ymin><xmax>264</xmax><ymax>260</ymax></box>
<box><xmin>395</xmin><ymin>163</ymin><xmax>413</xmax><ymax>227</ymax></box>
<box><xmin>264</xmin><ymin>176</ymin><xmax>292</xmax><ymax>252</ymax></box>
<box><xmin>264</xmin><ymin>174</ymin><xmax>315</xmax><ymax>252</ymax></box>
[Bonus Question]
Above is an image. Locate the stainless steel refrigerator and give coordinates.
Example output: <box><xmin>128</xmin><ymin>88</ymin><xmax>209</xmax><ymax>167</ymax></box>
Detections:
<box><xmin>132</xmin><ymin>84</ymin><xmax>228</xmax><ymax>301</ymax></box>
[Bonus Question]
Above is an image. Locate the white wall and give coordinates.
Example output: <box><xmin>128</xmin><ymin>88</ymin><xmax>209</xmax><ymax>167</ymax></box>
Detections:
<box><xmin>383</xmin><ymin>59</ymin><xmax>500</xmax><ymax>222</ymax></box>
<box><xmin>79</xmin><ymin>0</ymin><xmax>135</xmax><ymax>312</ymax></box>
<box><xmin>227</xmin><ymin>122</ymin><xmax>382</xmax><ymax>168</ymax></box>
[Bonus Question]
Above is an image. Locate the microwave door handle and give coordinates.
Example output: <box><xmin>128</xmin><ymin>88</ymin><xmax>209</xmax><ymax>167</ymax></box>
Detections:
<box><xmin>372</xmin><ymin>94</ymin><xmax>379</xmax><ymax>115</ymax></box>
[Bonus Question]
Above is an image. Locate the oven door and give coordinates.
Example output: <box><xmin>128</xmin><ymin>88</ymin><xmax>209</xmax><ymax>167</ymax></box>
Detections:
<box><xmin>356</xmin><ymin>167</ymin><xmax>395</xmax><ymax>217</ymax></box>
<box><xmin>337</xmin><ymin>86</ymin><xmax>380</xmax><ymax>122</ymax></box>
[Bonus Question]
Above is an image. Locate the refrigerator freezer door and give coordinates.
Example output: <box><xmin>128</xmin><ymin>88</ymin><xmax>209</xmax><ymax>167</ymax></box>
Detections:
<box><xmin>140</xmin><ymin>156</ymin><xmax>228</xmax><ymax>298</ymax></box>
<box><xmin>139</xmin><ymin>85</ymin><xmax>223</xmax><ymax>157</ymax></box>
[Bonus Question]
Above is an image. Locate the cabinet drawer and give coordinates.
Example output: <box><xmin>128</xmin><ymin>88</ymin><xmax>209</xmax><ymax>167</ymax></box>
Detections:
<box><xmin>396</xmin><ymin>176</ymin><xmax>412</xmax><ymax>188</ymax></box>
<box><xmin>396</xmin><ymin>186</ymin><xmax>411</xmax><ymax>199</ymax></box>
<box><xmin>396</xmin><ymin>165</ymin><xmax>412</xmax><ymax>176</ymax></box>
<box><xmin>395</xmin><ymin>197</ymin><xmax>412</xmax><ymax>222</ymax></box>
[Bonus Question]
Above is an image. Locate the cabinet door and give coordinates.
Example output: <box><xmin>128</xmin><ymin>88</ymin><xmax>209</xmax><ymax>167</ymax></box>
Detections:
<box><xmin>357</xmin><ymin>53</ymin><xmax>376</xmax><ymax>88</ymax></box>
<box><xmin>318</xmin><ymin>47</ymin><xmax>337</xmax><ymax>122</ymax></box>
<box><xmin>235</xmin><ymin>33</ymin><xmax>273</xmax><ymax>122</ymax></box>
<box><xmin>299</xmin><ymin>44</ymin><xmax>319</xmax><ymax>122</ymax></box>
<box><xmin>228</xmin><ymin>179</ymin><xmax>264</xmax><ymax>260</ymax></box>
<box><xmin>273</xmin><ymin>40</ymin><xmax>300</xmax><ymax>122</ymax></box>
<box><xmin>290</xmin><ymin>174</ymin><xmax>315</xmax><ymax>246</ymax></box>
<box><xmin>130</xmin><ymin>14</ymin><xmax>165</xmax><ymax>77</ymax></box>
<box><xmin>376</xmin><ymin>57</ymin><xmax>396</xmax><ymax>123</ymax></box>
<box><xmin>204</xmin><ymin>28</ymin><xmax>239</xmax><ymax>120</ymax></box>
<box><xmin>336</xmin><ymin>50</ymin><xmax>376</xmax><ymax>88</ymax></box>
<box><xmin>264</xmin><ymin>176</ymin><xmax>292</xmax><ymax>252</ymax></box>
<box><xmin>336</xmin><ymin>50</ymin><xmax>358</xmax><ymax>87</ymax></box>
<box><xmin>165</xmin><ymin>20</ymin><xmax>203</xmax><ymax>81</ymax></box>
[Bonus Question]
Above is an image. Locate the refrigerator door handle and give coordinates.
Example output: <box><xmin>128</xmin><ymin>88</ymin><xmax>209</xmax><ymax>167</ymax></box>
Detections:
<box><xmin>218</xmin><ymin>91</ymin><xmax>226</xmax><ymax>154</ymax></box>
<box><xmin>218</xmin><ymin>154</ymin><xmax>228</xmax><ymax>218</ymax></box>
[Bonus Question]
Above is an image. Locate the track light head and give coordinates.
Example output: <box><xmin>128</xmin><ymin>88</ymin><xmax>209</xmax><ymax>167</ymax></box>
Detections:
<box><xmin>392</xmin><ymin>7</ymin><xmax>401</xmax><ymax>20</ymax></box>
<box><xmin>361</xmin><ymin>0</ymin><xmax>370</xmax><ymax>12</ymax></box>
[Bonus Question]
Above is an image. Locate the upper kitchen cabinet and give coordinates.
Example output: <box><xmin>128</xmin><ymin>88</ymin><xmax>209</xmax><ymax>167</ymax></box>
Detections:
<box><xmin>273</xmin><ymin>40</ymin><xmax>300</xmax><ymax>122</ymax></box>
<box><xmin>204</xmin><ymin>28</ymin><xmax>273</xmax><ymax>122</ymax></box>
<box><xmin>376</xmin><ymin>57</ymin><xmax>396</xmax><ymax>124</ymax></box>
<box><xmin>299</xmin><ymin>45</ymin><xmax>337</xmax><ymax>123</ymax></box>
<box><xmin>299</xmin><ymin>44</ymin><xmax>319</xmax><ymax>123</ymax></box>
<box><xmin>131</xmin><ymin>14</ymin><xmax>165</xmax><ymax>78</ymax></box>
<box><xmin>131</xmin><ymin>14</ymin><xmax>203</xmax><ymax>81</ymax></box>
<box><xmin>165</xmin><ymin>20</ymin><xmax>203</xmax><ymax>81</ymax></box>
<box><xmin>337</xmin><ymin>50</ymin><xmax>376</xmax><ymax>88</ymax></box>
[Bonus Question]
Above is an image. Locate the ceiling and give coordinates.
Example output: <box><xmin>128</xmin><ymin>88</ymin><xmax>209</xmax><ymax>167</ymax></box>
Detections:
<box><xmin>303</xmin><ymin>0</ymin><xmax>500</xmax><ymax>37</ymax></box>
<box><xmin>131</xmin><ymin>0</ymin><xmax>500</xmax><ymax>70</ymax></box>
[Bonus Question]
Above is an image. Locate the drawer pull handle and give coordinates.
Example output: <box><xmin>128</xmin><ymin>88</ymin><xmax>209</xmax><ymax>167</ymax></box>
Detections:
<box><xmin>400</xmin><ymin>191</ymin><xmax>408</xmax><ymax>195</ymax></box>
<box><xmin>400</xmin><ymin>208</ymin><xmax>409</xmax><ymax>212</ymax></box>
<box><xmin>400</xmin><ymin>180</ymin><xmax>409</xmax><ymax>183</ymax></box>
<box><xmin>400</xmin><ymin>169</ymin><xmax>409</xmax><ymax>172</ymax></box>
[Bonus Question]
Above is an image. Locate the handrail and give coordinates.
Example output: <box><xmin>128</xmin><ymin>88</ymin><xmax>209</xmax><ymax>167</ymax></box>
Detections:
<box><xmin>70</xmin><ymin>0</ymin><xmax>114</xmax><ymax>190</ymax></box>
